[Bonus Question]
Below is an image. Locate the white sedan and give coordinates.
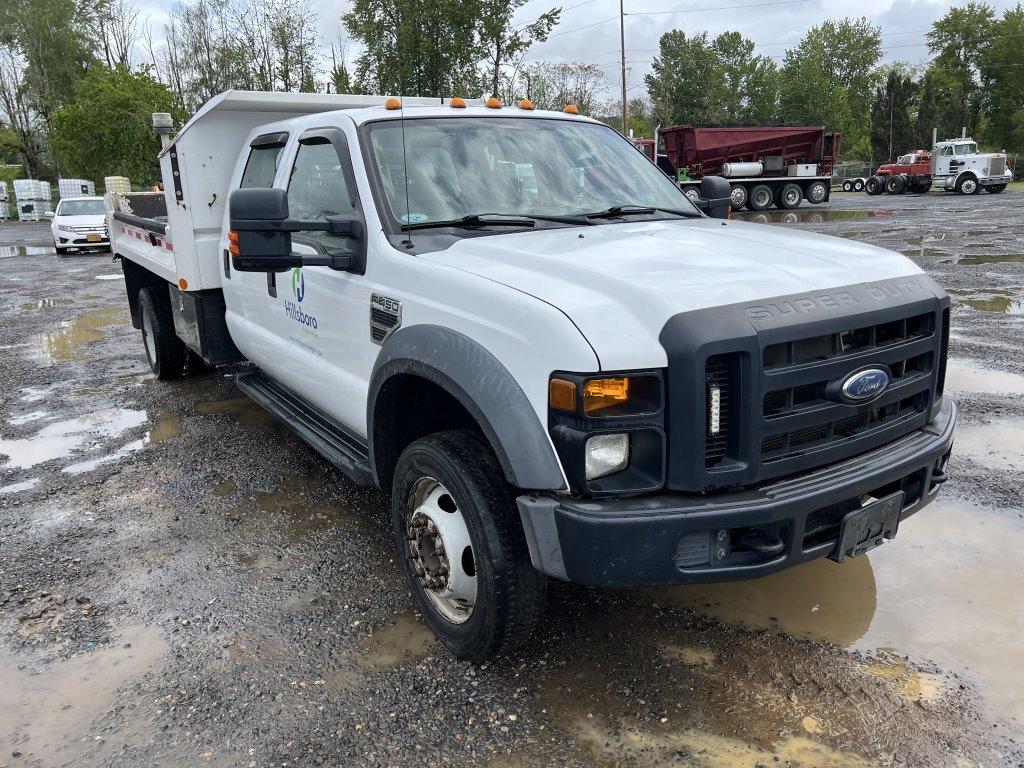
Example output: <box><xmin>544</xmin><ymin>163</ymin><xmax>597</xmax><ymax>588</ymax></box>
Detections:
<box><xmin>48</xmin><ymin>196</ymin><xmax>109</xmax><ymax>254</ymax></box>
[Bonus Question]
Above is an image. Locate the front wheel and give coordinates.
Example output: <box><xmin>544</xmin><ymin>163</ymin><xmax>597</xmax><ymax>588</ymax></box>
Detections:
<box><xmin>955</xmin><ymin>175</ymin><xmax>979</xmax><ymax>195</ymax></box>
<box><xmin>392</xmin><ymin>430</ymin><xmax>546</xmax><ymax>661</ymax></box>
<box><xmin>806</xmin><ymin>180</ymin><xmax>828</xmax><ymax>204</ymax></box>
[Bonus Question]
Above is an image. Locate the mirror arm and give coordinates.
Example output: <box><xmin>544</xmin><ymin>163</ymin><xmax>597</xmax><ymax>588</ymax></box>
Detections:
<box><xmin>299</xmin><ymin>252</ymin><xmax>352</xmax><ymax>271</ymax></box>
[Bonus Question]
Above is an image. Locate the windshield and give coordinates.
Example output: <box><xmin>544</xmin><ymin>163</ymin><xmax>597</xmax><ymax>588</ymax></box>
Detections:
<box><xmin>57</xmin><ymin>199</ymin><xmax>105</xmax><ymax>216</ymax></box>
<box><xmin>953</xmin><ymin>143</ymin><xmax>977</xmax><ymax>156</ymax></box>
<box><xmin>364</xmin><ymin>117</ymin><xmax>696</xmax><ymax>226</ymax></box>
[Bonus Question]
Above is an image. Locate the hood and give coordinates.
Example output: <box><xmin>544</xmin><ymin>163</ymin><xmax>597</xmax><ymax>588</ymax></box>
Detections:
<box><xmin>419</xmin><ymin>218</ymin><xmax>926</xmax><ymax>369</ymax></box>
<box><xmin>54</xmin><ymin>214</ymin><xmax>105</xmax><ymax>227</ymax></box>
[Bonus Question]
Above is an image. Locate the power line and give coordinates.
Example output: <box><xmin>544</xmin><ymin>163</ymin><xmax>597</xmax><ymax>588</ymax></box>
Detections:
<box><xmin>628</xmin><ymin>0</ymin><xmax>815</xmax><ymax>16</ymax></box>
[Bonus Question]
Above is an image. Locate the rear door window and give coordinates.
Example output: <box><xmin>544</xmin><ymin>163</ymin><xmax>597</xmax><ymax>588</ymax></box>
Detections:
<box><xmin>240</xmin><ymin>140</ymin><xmax>286</xmax><ymax>188</ymax></box>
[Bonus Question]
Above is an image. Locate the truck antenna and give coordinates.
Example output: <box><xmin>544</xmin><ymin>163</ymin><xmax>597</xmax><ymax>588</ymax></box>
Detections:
<box><xmin>400</xmin><ymin>95</ymin><xmax>413</xmax><ymax>249</ymax></box>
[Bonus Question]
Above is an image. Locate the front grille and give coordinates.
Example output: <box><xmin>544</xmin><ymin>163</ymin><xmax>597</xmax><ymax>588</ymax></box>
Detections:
<box><xmin>759</xmin><ymin>311</ymin><xmax>936</xmax><ymax>467</ymax></box>
<box><xmin>990</xmin><ymin>156</ymin><xmax>1006</xmax><ymax>176</ymax></box>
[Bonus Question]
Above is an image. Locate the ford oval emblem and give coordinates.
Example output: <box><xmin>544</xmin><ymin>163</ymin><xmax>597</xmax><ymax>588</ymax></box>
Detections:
<box><xmin>841</xmin><ymin>368</ymin><xmax>890</xmax><ymax>403</ymax></box>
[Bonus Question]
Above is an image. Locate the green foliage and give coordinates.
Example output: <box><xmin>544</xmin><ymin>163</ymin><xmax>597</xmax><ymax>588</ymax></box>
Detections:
<box><xmin>518</xmin><ymin>61</ymin><xmax>606</xmax><ymax>115</ymax></box>
<box><xmin>979</xmin><ymin>5</ymin><xmax>1024</xmax><ymax>151</ymax></box>
<box><xmin>870</xmin><ymin>67</ymin><xmax>919</xmax><ymax>161</ymax></box>
<box><xmin>645</xmin><ymin>30</ymin><xmax>778</xmax><ymax>126</ymax></box>
<box><xmin>778</xmin><ymin>18</ymin><xmax>882</xmax><ymax>150</ymax></box>
<box><xmin>343</xmin><ymin>0</ymin><xmax>486</xmax><ymax>97</ymax></box>
<box><xmin>478</xmin><ymin>0</ymin><xmax>559</xmax><ymax>97</ymax></box>
<box><xmin>49</xmin><ymin>66</ymin><xmax>182</xmax><ymax>185</ymax></box>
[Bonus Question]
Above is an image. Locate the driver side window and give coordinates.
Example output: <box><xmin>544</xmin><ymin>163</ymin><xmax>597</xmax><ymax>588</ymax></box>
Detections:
<box><xmin>287</xmin><ymin>139</ymin><xmax>355</xmax><ymax>252</ymax></box>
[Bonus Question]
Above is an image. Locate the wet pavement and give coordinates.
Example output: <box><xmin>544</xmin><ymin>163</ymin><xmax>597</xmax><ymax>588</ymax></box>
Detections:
<box><xmin>2</xmin><ymin>194</ymin><xmax>1024</xmax><ymax>767</ymax></box>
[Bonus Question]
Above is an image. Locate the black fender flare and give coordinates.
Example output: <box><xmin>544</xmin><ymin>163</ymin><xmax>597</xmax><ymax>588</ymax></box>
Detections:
<box><xmin>366</xmin><ymin>324</ymin><xmax>566</xmax><ymax>491</ymax></box>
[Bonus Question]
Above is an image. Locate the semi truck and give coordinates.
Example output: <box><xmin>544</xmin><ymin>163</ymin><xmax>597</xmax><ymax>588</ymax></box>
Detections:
<box><xmin>844</xmin><ymin>139</ymin><xmax>1012</xmax><ymax>195</ymax></box>
<box><xmin>658</xmin><ymin>125</ymin><xmax>842</xmax><ymax>211</ymax></box>
<box><xmin>109</xmin><ymin>90</ymin><xmax>955</xmax><ymax>661</ymax></box>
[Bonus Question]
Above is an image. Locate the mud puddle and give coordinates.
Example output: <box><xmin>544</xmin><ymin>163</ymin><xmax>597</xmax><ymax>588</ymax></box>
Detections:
<box><xmin>956</xmin><ymin>253</ymin><xmax>1024</xmax><ymax>265</ymax></box>
<box><xmin>0</xmin><ymin>244</ymin><xmax>54</xmax><ymax>258</ymax></box>
<box><xmin>196</xmin><ymin>396</ymin><xmax>275</xmax><ymax>425</ymax></box>
<box><xmin>356</xmin><ymin>612</ymin><xmax>436</xmax><ymax>670</ymax></box>
<box><xmin>949</xmin><ymin>288</ymin><xmax>1024</xmax><ymax>313</ymax></box>
<box><xmin>0</xmin><ymin>625</ymin><xmax>165</xmax><ymax>765</ymax></box>
<box><xmin>732</xmin><ymin>208</ymin><xmax>896</xmax><ymax>225</ymax></box>
<box><xmin>32</xmin><ymin>307</ymin><xmax>126</xmax><ymax>361</ymax></box>
<box><xmin>20</xmin><ymin>297</ymin><xmax>73</xmax><ymax>310</ymax></box>
<box><xmin>0</xmin><ymin>408</ymin><xmax>148</xmax><ymax>470</ymax></box>
<box><xmin>954</xmin><ymin>420</ymin><xmax>1024</xmax><ymax>471</ymax></box>
<box><xmin>944</xmin><ymin>358</ymin><xmax>1024</xmax><ymax>395</ymax></box>
<box><xmin>644</xmin><ymin>501</ymin><xmax>1024</xmax><ymax>735</ymax></box>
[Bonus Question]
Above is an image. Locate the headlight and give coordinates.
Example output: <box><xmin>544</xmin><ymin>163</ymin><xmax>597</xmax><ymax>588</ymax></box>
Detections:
<box><xmin>57</xmin><ymin>224</ymin><xmax>75</xmax><ymax>232</ymax></box>
<box><xmin>549</xmin><ymin>374</ymin><xmax>661</xmax><ymax>417</ymax></box>
<box><xmin>585</xmin><ymin>433</ymin><xmax>629</xmax><ymax>480</ymax></box>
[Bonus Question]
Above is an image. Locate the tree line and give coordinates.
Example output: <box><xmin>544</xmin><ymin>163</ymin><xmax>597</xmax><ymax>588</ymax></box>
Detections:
<box><xmin>0</xmin><ymin>0</ymin><xmax>1021</xmax><ymax>186</ymax></box>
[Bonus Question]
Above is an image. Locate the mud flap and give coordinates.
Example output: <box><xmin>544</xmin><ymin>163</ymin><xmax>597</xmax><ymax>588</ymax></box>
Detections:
<box><xmin>830</xmin><ymin>490</ymin><xmax>904</xmax><ymax>562</ymax></box>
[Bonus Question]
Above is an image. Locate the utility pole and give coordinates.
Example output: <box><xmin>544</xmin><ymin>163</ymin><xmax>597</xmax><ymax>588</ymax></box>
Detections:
<box><xmin>619</xmin><ymin>0</ymin><xmax>627</xmax><ymax>134</ymax></box>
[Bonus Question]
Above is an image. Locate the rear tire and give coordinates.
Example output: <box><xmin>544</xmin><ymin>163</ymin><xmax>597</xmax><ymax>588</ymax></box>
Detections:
<box><xmin>729</xmin><ymin>184</ymin><xmax>748</xmax><ymax>209</ymax></box>
<box><xmin>806</xmin><ymin>180</ymin><xmax>828</xmax><ymax>204</ymax></box>
<box><xmin>842</xmin><ymin>180</ymin><xmax>853</xmax><ymax>192</ymax></box>
<box><xmin>139</xmin><ymin>287</ymin><xmax>186</xmax><ymax>380</ymax></box>
<box><xmin>776</xmin><ymin>183</ymin><xmax>802</xmax><ymax>209</ymax></box>
<box><xmin>853</xmin><ymin>179</ymin><xmax>865</xmax><ymax>192</ymax></box>
<box><xmin>987</xmin><ymin>184</ymin><xmax>1007</xmax><ymax>194</ymax></box>
<box><xmin>865</xmin><ymin>176</ymin><xmax>885</xmax><ymax>195</ymax></box>
<box><xmin>885</xmin><ymin>175</ymin><xmax>907</xmax><ymax>195</ymax></box>
<box><xmin>748</xmin><ymin>184</ymin><xmax>774</xmax><ymax>211</ymax></box>
<box><xmin>392</xmin><ymin>429</ymin><xmax>546</xmax><ymax>661</ymax></box>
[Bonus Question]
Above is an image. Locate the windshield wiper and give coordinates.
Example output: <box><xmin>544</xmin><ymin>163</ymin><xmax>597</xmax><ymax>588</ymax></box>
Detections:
<box><xmin>582</xmin><ymin>204</ymin><xmax>699</xmax><ymax>220</ymax></box>
<box><xmin>400</xmin><ymin>212</ymin><xmax>591</xmax><ymax>231</ymax></box>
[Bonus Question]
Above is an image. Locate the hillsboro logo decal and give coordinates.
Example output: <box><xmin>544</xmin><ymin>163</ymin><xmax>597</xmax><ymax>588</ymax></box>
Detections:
<box><xmin>284</xmin><ymin>268</ymin><xmax>317</xmax><ymax>331</ymax></box>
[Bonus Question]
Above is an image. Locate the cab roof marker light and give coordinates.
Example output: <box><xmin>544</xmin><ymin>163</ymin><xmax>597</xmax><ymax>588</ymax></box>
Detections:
<box><xmin>518</xmin><ymin>99</ymin><xmax>535</xmax><ymax>110</ymax></box>
<box><xmin>485</xmin><ymin>97</ymin><xmax>502</xmax><ymax>109</ymax></box>
<box><xmin>384</xmin><ymin>98</ymin><xmax>401</xmax><ymax>110</ymax></box>
<box><xmin>563</xmin><ymin>104</ymin><xmax>580</xmax><ymax>115</ymax></box>
<box><xmin>450</xmin><ymin>97</ymin><xmax>467</xmax><ymax>108</ymax></box>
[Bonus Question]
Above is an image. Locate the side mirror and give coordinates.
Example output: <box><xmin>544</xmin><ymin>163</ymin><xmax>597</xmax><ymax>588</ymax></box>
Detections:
<box><xmin>696</xmin><ymin>176</ymin><xmax>732</xmax><ymax>220</ymax></box>
<box><xmin>229</xmin><ymin>188</ymin><xmax>301</xmax><ymax>272</ymax></box>
<box><xmin>44</xmin><ymin>211</ymin><xmax>54</xmax><ymax>220</ymax></box>
<box><xmin>228</xmin><ymin>188</ymin><xmax>366</xmax><ymax>273</ymax></box>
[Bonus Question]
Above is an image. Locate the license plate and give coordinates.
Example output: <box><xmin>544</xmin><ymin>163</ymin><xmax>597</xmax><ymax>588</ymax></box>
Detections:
<box><xmin>830</xmin><ymin>490</ymin><xmax>904</xmax><ymax>562</ymax></box>
<box><xmin>86</xmin><ymin>233</ymin><xmax>102</xmax><ymax>242</ymax></box>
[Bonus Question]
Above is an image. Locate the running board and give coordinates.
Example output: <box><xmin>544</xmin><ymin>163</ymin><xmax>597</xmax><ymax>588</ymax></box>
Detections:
<box><xmin>235</xmin><ymin>370</ymin><xmax>375</xmax><ymax>487</ymax></box>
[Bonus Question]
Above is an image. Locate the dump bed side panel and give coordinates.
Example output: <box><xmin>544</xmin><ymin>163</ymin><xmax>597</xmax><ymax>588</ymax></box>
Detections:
<box><xmin>661</xmin><ymin>125</ymin><xmax>839</xmax><ymax>177</ymax></box>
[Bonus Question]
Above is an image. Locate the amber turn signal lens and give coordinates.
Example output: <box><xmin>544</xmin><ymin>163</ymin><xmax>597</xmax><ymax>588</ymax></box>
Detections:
<box><xmin>549</xmin><ymin>378</ymin><xmax>577</xmax><ymax>413</ymax></box>
<box><xmin>583</xmin><ymin>378</ymin><xmax>630</xmax><ymax>415</ymax></box>
<box><xmin>228</xmin><ymin>230</ymin><xmax>239</xmax><ymax>255</ymax></box>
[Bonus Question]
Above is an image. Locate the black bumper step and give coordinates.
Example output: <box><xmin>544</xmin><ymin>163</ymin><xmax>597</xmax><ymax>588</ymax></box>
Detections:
<box><xmin>235</xmin><ymin>370</ymin><xmax>374</xmax><ymax>487</ymax></box>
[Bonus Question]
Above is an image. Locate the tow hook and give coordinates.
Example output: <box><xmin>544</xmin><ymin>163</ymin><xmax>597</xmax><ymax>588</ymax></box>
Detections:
<box><xmin>735</xmin><ymin>528</ymin><xmax>786</xmax><ymax>556</ymax></box>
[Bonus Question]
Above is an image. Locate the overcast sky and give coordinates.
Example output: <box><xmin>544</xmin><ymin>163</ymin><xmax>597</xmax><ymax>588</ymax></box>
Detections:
<box><xmin>133</xmin><ymin>0</ymin><xmax>1020</xmax><ymax>99</ymax></box>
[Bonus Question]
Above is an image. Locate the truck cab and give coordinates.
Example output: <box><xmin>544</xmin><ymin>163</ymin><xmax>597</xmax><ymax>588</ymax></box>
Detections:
<box><xmin>931</xmin><ymin>139</ymin><xmax>1012</xmax><ymax>194</ymax></box>
<box><xmin>110</xmin><ymin>91</ymin><xmax>956</xmax><ymax>661</ymax></box>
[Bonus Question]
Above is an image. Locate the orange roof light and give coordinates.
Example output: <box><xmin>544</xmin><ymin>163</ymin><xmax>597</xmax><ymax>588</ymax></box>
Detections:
<box><xmin>563</xmin><ymin>104</ymin><xmax>580</xmax><ymax>115</ymax></box>
<box><xmin>485</xmin><ymin>97</ymin><xmax>502</xmax><ymax>109</ymax></box>
<box><xmin>450</xmin><ymin>97</ymin><xmax>467</xmax><ymax>108</ymax></box>
<box><xmin>518</xmin><ymin>99</ymin><xmax>535</xmax><ymax>110</ymax></box>
<box><xmin>384</xmin><ymin>97</ymin><xmax>401</xmax><ymax>110</ymax></box>
<box><xmin>178</xmin><ymin>278</ymin><xmax>189</xmax><ymax>291</ymax></box>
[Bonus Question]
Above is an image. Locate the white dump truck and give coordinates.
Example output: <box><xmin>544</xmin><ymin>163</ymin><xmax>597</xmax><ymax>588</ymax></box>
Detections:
<box><xmin>110</xmin><ymin>90</ymin><xmax>956</xmax><ymax>660</ymax></box>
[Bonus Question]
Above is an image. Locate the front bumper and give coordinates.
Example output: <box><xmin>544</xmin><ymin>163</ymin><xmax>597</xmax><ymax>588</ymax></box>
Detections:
<box><xmin>55</xmin><ymin>234</ymin><xmax>109</xmax><ymax>248</ymax></box>
<box><xmin>518</xmin><ymin>398</ymin><xmax>955</xmax><ymax>587</ymax></box>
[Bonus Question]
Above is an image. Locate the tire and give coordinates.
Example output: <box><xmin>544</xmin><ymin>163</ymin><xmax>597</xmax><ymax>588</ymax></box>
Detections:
<box><xmin>865</xmin><ymin>176</ymin><xmax>885</xmax><ymax>196</ymax></box>
<box><xmin>392</xmin><ymin>429</ymin><xmax>546</xmax><ymax>661</ymax></box>
<box><xmin>885</xmin><ymin>175</ymin><xmax>907</xmax><ymax>195</ymax></box>
<box><xmin>776</xmin><ymin>183</ymin><xmax>802</xmax><ymax>209</ymax></box>
<box><xmin>748</xmin><ymin>184</ymin><xmax>774</xmax><ymax>211</ymax></box>
<box><xmin>853</xmin><ymin>179</ymin><xmax>865</xmax><ymax>192</ymax></box>
<box><xmin>842</xmin><ymin>180</ymin><xmax>853</xmax><ymax>192</ymax></box>
<box><xmin>728</xmin><ymin>184</ymin><xmax>748</xmax><ymax>209</ymax></box>
<box><xmin>806</xmin><ymin>180</ymin><xmax>828</xmax><ymax>204</ymax></box>
<box><xmin>138</xmin><ymin>286</ymin><xmax>186</xmax><ymax>380</ymax></box>
<box><xmin>987</xmin><ymin>184</ymin><xmax>1007</xmax><ymax>194</ymax></box>
<box><xmin>955</xmin><ymin>175</ymin><xmax>979</xmax><ymax>195</ymax></box>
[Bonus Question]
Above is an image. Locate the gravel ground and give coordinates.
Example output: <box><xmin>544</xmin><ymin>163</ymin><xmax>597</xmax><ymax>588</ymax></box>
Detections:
<box><xmin>1</xmin><ymin>191</ymin><xmax>1023</xmax><ymax>768</ymax></box>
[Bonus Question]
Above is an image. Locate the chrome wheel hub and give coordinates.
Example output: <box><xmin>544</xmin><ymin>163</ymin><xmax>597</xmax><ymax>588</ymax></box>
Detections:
<box><xmin>406</xmin><ymin>478</ymin><xmax>476</xmax><ymax>624</ymax></box>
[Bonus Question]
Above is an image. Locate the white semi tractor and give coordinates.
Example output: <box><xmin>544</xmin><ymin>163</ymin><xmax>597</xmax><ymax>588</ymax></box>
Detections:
<box><xmin>109</xmin><ymin>91</ymin><xmax>956</xmax><ymax>660</ymax></box>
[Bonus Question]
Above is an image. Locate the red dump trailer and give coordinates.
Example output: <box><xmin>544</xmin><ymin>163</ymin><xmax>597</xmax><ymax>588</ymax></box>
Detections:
<box><xmin>660</xmin><ymin>125</ymin><xmax>842</xmax><ymax>211</ymax></box>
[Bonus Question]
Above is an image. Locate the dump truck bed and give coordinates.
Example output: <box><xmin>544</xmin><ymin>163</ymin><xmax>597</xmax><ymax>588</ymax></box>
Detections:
<box><xmin>661</xmin><ymin>125</ymin><xmax>842</xmax><ymax>178</ymax></box>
